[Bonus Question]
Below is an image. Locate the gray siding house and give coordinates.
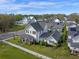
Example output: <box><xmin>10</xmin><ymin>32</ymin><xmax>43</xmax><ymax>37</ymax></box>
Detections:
<box><xmin>67</xmin><ymin>22</ymin><xmax>79</xmax><ymax>55</ymax></box>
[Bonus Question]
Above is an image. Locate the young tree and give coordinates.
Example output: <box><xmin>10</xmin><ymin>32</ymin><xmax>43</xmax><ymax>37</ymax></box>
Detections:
<box><xmin>58</xmin><ymin>24</ymin><xmax>67</xmax><ymax>45</ymax></box>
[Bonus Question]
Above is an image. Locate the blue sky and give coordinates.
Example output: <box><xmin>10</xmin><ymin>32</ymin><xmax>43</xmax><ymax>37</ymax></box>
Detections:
<box><xmin>0</xmin><ymin>0</ymin><xmax>79</xmax><ymax>14</ymax></box>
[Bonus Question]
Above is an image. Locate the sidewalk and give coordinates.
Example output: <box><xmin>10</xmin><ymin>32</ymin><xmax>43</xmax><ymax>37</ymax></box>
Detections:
<box><xmin>2</xmin><ymin>40</ymin><xmax>52</xmax><ymax>59</ymax></box>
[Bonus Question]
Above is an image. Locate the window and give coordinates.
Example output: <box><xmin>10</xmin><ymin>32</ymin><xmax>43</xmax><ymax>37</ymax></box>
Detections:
<box><xmin>70</xmin><ymin>27</ymin><xmax>76</xmax><ymax>31</ymax></box>
<box><xmin>29</xmin><ymin>31</ymin><xmax>30</xmax><ymax>33</ymax></box>
<box><xmin>32</xmin><ymin>31</ymin><xmax>36</xmax><ymax>34</ymax></box>
<box><xmin>26</xmin><ymin>30</ymin><xmax>29</xmax><ymax>33</ymax></box>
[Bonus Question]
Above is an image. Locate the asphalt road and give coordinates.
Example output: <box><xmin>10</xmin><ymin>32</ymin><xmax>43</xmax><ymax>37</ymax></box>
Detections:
<box><xmin>0</xmin><ymin>30</ymin><xmax>25</xmax><ymax>39</ymax></box>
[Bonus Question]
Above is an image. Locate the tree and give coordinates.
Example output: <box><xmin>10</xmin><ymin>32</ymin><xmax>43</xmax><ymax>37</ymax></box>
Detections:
<box><xmin>68</xmin><ymin>13</ymin><xmax>79</xmax><ymax>22</ymax></box>
<box><xmin>0</xmin><ymin>14</ymin><xmax>16</xmax><ymax>32</ymax></box>
<box><xmin>58</xmin><ymin>24</ymin><xmax>67</xmax><ymax>45</ymax></box>
<box><xmin>15</xmin><ymin>14</ymin><xmax>23</xmax><ymax>21</ymax></box>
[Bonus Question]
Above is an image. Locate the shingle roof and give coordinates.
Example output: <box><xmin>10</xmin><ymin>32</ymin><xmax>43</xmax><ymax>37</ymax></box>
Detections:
<box><xmin>37</xmin><ymin>21</ymin><xmax>46</xmax><ymax>29</ymax></box>
<box><xmin>40</xmin><ymin>31</ymin><xmax>53</xmax><ymax>38</ymax></box>
<box><xmin>68</xmin><ymin>32</ymin><xmax>79</xmax><ymax>50</ymax></box>
<box><xmin>76</xmin><ymin>26</ymin><xmax>79</xmax><ymax>31</ymax></box>
<box><xmin>71</xmin><ymin>43</ymin><xmax>79</xmax><ymax>48</ymax></box>
<box><xmin>52</xmin><ymin>30</ymin><xmax>61</xmax><ymax>41</ymax></box>
<box><xmin>74</xmin><ymin>32</ymin><xmax>79</xmax><ymax>36</ymax></box>
<box><xmin>71</xmin><ymin>35</ymin><xmax>79</xmax><ymax>48</ymax></box>
<box><xmin>68</xmin><ymin>30</ymin><xmax>77</xmax><ymax>37</ymax></box>
<box><xmin>31</xmin><ymin>22</ymin><xmax>43</xmax><ymax>31</ymax></box>
<box><xmin>40</xmin><ymin>30</ymin><xmax>61</xmax><ymax>41</ymax></box>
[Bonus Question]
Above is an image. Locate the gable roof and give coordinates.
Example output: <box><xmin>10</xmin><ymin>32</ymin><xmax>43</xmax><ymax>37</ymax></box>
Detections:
<box><xmin>69</xmin><ymin>35</ymin><xmax>79</xmax><ymax>49</ymax></box>
<box><xmin>38</xmin><ymin>21</ymin><xmax>46</xmax><ymax>29</ymax></box>
<box><xmin>52</xmin><ymin>30</ymin><xmax>61</xmax><ymax>41</ymax></box>
<box><xmin>68</xmin><ymin>32</ymin><xmax>79</xmax><ymax>50</ymax></box>
<box><xmin>40</xmin><ymin>30</ymin><xmax>61</xmax><ymax>41</ymax></box>
<box><xmin>31</xmin><ymin>22</ymin><xmax>43</xmax><ymax>31</ymax></box>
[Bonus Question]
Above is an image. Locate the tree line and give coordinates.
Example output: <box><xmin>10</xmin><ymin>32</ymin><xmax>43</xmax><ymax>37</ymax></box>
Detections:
<box><xmin>0</xmin><ymin>14</ymin><xmax>23</xmax><ymax>32</ymax></box>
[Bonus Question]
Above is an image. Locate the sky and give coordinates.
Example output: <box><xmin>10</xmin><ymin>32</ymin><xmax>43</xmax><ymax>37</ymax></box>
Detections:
<box><xmin>0</xmin><ymin>0</ymin><xmax>79</xmax><ymax>15</ymax></box>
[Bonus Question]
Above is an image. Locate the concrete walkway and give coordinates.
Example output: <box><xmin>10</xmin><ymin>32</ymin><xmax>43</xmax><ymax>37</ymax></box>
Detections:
<box><xmin>2</xmin><ymin>40</ymin><xmax>52</xmax><ymax>59</ymax></box>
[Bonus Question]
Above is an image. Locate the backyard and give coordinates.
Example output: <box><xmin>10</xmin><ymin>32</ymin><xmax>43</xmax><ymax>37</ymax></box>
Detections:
<box><xmin>8</xmin><ymin>37</ymin><xmax>79</xmax><ymax>59</ymax></box>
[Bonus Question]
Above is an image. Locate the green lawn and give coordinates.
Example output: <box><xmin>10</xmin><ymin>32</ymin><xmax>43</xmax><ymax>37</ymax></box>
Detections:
<box><xmin>0</xmin><ymin>43</ymin><xmax>40</xmax><ymax>59</ymax></box>
<box><xmin>8</xmin><ymin>37</ymin><xmax>79</xmax><ymax>59</ymax></box>
<box><xmin>10</xmin><ymin>25</ymin><xmax>26</xmax><ymax>31</ymax></box>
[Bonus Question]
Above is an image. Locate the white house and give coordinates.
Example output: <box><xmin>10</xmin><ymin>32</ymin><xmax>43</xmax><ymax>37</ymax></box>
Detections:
<box><xmin>27</xmin><ymin>16</ymin><xmax>37</xmax><ymax>23</ymax></box>
<box><xmin>15</xmin><ymin>17</ymin><xmax>28</xmax><ymax>25</ymax></box>
<box><xmin>54</xmin><ymin>18</ymin><xmax>60</xmax><ymax>23</ymax></box>
<box><xmin>25</xmin><ymin>22</ymin><xmax>44</xmax><ymax>42</ymax></box>
<box><xmin>16</xmin><ymin>16</ymin><xmax>36</xmax><ymax>25</ymax></box>
<box><xmin>24</xmin><ymin>21</ymin><xmax>62</xmax><ymax>46</ymax></box>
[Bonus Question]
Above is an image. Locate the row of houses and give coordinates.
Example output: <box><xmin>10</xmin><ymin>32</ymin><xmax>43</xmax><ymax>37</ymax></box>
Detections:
<box><xmin>17</xmin><ymin>16</ymin><xmax>79</xmax><ymax>55</ymax></box>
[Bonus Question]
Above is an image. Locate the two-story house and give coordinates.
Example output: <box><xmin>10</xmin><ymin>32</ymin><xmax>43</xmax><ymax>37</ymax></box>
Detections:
<box><xmin>22</xmin><ymin>20</ymin><xmax>62</xmax><ymax>46</ymax></box>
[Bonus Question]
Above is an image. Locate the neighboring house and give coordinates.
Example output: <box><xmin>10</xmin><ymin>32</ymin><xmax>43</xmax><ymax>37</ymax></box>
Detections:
<box><xmin>52</xmin><ymin>18</ymin><xmax>64</xmax><ymax>32</ymax></box>
<box><xmin>27</xmin><ymin>16</ymin><xmax>37</xmax><ymax>23</ymax></box>
<box><xmin>54</xmin><ymin>18</ymin><xmax>60</xmax><ymax>24</ymax></box>
<box><xmin>16</xmin><ymin>17</ymin><xmax>28</xmax><ymax>25</ymax></box>
<box><xmin>16</xmin><ymin>16</ymin><xmax>36</xmax><ymax>25</ymax></box>
<box><xmin>44</xmin><ymin>18</ymin><xmax>64</xmax><ymax>32</ymax></box>
<box><xmin>68</xmin><ymin>32</ymin><xmax>79</xmax><ymax>56</ymax></box>
<box><xmin>66</xmin><ymin>20</ymin><xmax>76</xmax><ymax>31</ymax></box>
<box><xmin>67</xmin><ymin>22</ymin><xmax>79</xmax><ymax>55</ymax></box>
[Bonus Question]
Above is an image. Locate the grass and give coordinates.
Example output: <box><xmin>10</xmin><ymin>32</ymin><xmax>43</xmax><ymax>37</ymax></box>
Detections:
<box><xmin>0</xmin><ymin>43</ymin><xmax>40</xmax><ymax>59</ymax></box>
<box><xmin>8</xmin><ymin>37</ymin><xmax>79</xmax><ymax>59</ymax></box>
<box><xmin>10</xmin><ymin>25</ymin><xmax>26</xmax><ymax>31</ymax></box>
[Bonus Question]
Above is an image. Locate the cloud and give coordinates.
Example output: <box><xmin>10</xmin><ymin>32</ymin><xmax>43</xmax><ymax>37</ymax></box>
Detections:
<box><xmin>0</xmin><ymin>1</ymin><xmax>79</xmax><ymax>10</ymax></box>
<box><xmin>0</xmin><ymin>2</ymin><xmax>57</xmax><ymax>10</ymax></box>
<box><xmin>0</xmin><ymin>0</ymin><xmax>15</xmax><ymax>4</ymax></box>
<box><xmin>0</xmin><ymin>1</ymin><xmax>79</xmax><ymax>14</ymax></box>
<box><xmin>27</xmin><ymin>2</ymin><xmax>56</xmax><ymax>6</ymax></box>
